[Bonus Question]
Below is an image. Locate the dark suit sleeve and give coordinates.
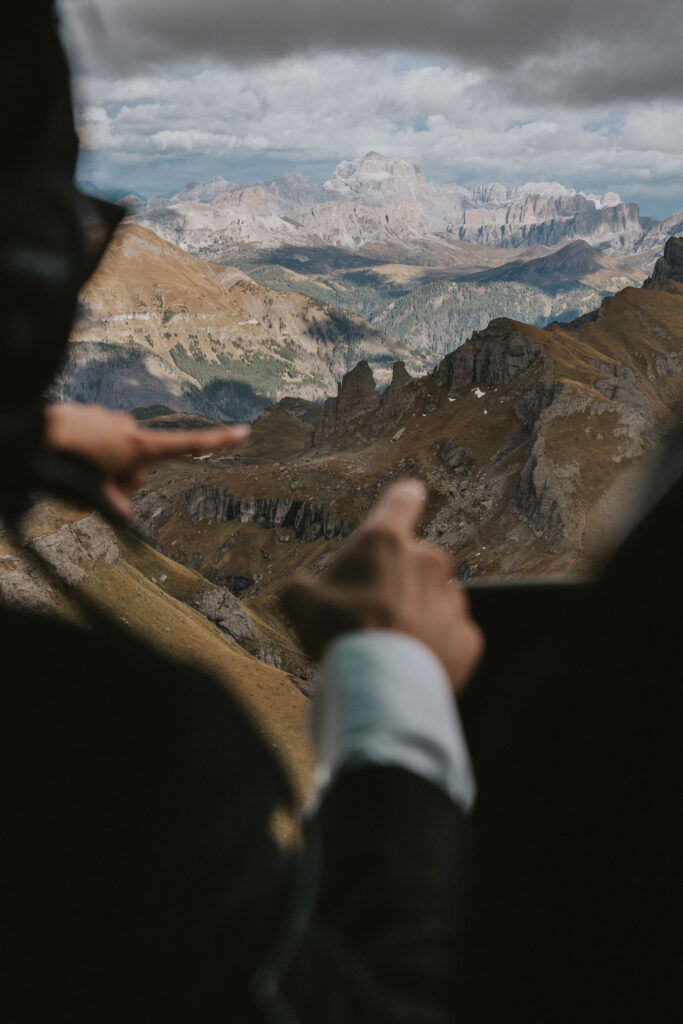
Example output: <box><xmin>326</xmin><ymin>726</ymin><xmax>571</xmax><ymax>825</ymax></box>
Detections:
<box><xmin>283</xmin><ymin>768</ymin><xmax>470</xmax><ymax>1024</ymax></box>
<box><xmin>123</xmin><ymin>668</ymin><xmax>469</xmax><ymax>1024</ymax></box>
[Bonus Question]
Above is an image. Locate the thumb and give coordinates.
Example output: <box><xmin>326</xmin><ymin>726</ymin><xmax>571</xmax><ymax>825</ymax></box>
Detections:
<box><xmin>363</xmin><ymin>478</ymin><xmax>427</xmax><ymax>539</ymax></box>
<box><xmin>280</xmin><ymin>575</ymin><xmax>358</xmax><ymax>661</ymax></box>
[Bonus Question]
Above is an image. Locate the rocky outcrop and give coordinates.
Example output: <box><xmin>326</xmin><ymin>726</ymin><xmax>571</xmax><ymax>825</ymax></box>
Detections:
<box><xmin>316</xmin><ymin>360</ymin><xmax>380</xmax><ymax>442</ymax></box>
<box><xmin>514</xmin><ymin>365</ymin><xmax>656</xmax><ymax>550</ymax></box>
<box><xmin>383</xmin><ymin>360</ymin><xmax>413</xmax><ymax>403</ymax></box>
<box><xmin>513</xmin><ymin>383</ymin><xmax>598</xmax><ymax>549</ymax></box>
<box><xmin>191</xmin><ymin>585</ymin><xmax>255</xmax><ymax>646</ymax></box>
<box><xmin>191</xmin><ymin>574</ymin><xmax>314</xmax><ymax>679</ymax></box>
<box><xmin>644</xmin><ymin>237</ymin><xmax>683</xmax><ymax>289</ymax></box>
<box><xmin>435</xmin><ymin>319</ymin><xmax>545</xmax><ymax>393</ymax></box>
<box><xmin>440</xmin><ymin>440</ymin><xmax>474</xmax><ymax>473</ymax></box>
<box><xmin>277</xmin><ymin>396</ymin><xmax>324</xmax><ymax>429</ymax></box>
<box><xmin>433</xmin><ymin>303</ymin><xmax>667</xmax><ymax>554</ymax></box>
<box><xmin>185</xmin><ymin>485</ymin><xmax>353</xmax><ymax>541</ymax></box>
<box><xmin>513</xmin><ymin>380</ymin><xmax>562</xmax><ymax>429</ymax></box>
<box><xmin>516</xmin><ymin>431</ymin><xmax>580</xmax><ymax>551</ymax></box>
<box><xmin>32</xmin><ymin>515</ymin><xmax>120</xmax><ymax>583</ymax></box>
<box><xmin>0</xmin><ymin>513</ymin><xmax>120</xmax><ymax>609</ymax></box>
<box><xmin>0</xmin><ymin>555</ymin><xmax>54</xmax><ymax>611</ymax></box>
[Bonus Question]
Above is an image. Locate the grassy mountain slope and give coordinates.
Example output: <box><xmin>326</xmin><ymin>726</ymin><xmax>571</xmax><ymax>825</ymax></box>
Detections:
<box><xmin>0</xmin><ymin>504</ymin><xmax>313</xmax><ymax>796</ymax></box>
<box><xmin>59</xmin><ymin>224</ymin><xmax>432</xmax><ymax>419</ymax></box>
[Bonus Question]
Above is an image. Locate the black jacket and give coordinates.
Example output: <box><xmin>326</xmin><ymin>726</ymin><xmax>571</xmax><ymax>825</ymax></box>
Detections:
<box><xmin>2</xmin><ymin>607</ymin><xmax>469</xmax><ymax>1023</ymax></box>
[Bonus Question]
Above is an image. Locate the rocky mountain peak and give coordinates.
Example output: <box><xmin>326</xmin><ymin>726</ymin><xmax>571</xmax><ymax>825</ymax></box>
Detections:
<box><xmin>262</xmin><ymin>172</ymin><xmax>330</xmax><ymax>212</ymax></box>
<box><xmin>316</xmin><ymin>359</ymin><xmax>379</xmax><ymax>441</ymax></box>
<box><xmin>131</xmin><ymin>154</ymin><xmax>672</xmax><ymax>265</ymax></box>
<box><xmin>539</xmin><ymin>239</ymin><xmax>609</xmax><ymax>276</ymax></box>
<box><xmin>170</xmin><ymin>175</ymin><xmax>238</xmax><ymax>204</ymax></box>
<box><xmin>388</xmin><ymin>360</ymin><xmax>412</xmax><ymax>389</ymax></box>
<box><xmin>644</xmin><ymin>236</ymin><xmax>683</xmax><ymax>289</ymax></box>
<box><xmin>469</xmin><ymin>181</ymin><xmax>574</xmax><ymax>207</ymax></box>
<box><xmin>337</xmin><ymin>359</ymin><xmax>377</xmax><ymax>401</ymax></box>
<box><xmin>323</xmin><ymin>152</ymin><xmax>426</xmax><ymax>203</ymax></box>
<box><xmin>383</xmin><ymin>360</ymin><xmax>413</xmax><ymax>404</ymax></box>
<box><xmin>436</xmin><ymin>319</ymin><xmax>545</xmax><ymax>393</ymax></box>
<box><xmin>582</xmin><ymin>189</ymin><xmax>622</xmax><ymax>210</ymax></box>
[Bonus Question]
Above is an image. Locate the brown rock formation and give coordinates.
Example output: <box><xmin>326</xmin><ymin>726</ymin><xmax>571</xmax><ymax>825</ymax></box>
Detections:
<box><xmin>316</xmin><ymin>360</ymin><xmax>379</xmax><ymax>441</ymax></box>
<box><xmin>435</xmin><ymin>319</ymin><xmax>545</xmax><ymax>392</ymax></box>
<box><xmin>644</xmin><ymin>236</ymin><xmax>683</xmax><ymax>289</ymax></box>
<box><xmin>383</xmin><ymin>360</ymin><xmax>413</xmax><ymax>403</ymax></box>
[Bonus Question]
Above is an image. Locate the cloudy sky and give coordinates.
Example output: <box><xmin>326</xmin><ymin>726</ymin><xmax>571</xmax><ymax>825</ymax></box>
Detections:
<box><xmin>61</xmin><ymin>0</ymin><xmax>683</xmax><ymax>217</ymax></box>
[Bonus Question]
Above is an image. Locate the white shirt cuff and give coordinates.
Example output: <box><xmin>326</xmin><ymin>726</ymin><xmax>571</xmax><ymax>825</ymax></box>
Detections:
<box><xmin>312</xmin><ymin>630</ymin><xmax>476</xmax><ymax>812</ymax></box>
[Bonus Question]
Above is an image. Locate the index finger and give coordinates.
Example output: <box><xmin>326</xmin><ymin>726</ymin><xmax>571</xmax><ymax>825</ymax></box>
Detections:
<box><xmin>138</xmin><ymin>424</ymin><xmax>251</xmax><ymax>462</ymax></box>
<box><xmin>362</xmin><ymin>479</ymin><xmax>427</xmax><ymax>538</ymax></box>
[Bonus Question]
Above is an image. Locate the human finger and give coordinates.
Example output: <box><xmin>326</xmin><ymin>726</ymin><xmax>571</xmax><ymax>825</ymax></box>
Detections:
<box><xmin>102</xmin><ymin>481</ymin><xmax>134</xmax><ymax>524</ymax></box>
<box><xmin>280</xmin><ymin>574</ymin><xmax>359</xmax><ymax>660</ymax></box>
<box><xmin>362</xmin><ymin>479</ymin><xmax>427</xmax><ymax>539</ymax></box>
<box><xmin>416</xmin><ymin>542</ymin><xmax>453</xmax><ymax>587</ymax></box>
<box><xmin>136</xmin><ymin>424</ymin><xmax>251</xmax><ymax>463</ymax></box>
<box><xmin>441</xmin><ymin>595</ymin><xmax>486</xmax><ymax>694</ymax></box>
<box><xmin>116</xmin><ymin>469</ymin><xmax>146</xmax><ymax>494</ymax></box>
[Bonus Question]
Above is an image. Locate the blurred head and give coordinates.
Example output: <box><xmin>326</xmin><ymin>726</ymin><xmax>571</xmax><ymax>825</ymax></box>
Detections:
<box><xmin>0</xmin><ymin>4</ymin><xmax>121</xmax><ymax>521</ymax></box>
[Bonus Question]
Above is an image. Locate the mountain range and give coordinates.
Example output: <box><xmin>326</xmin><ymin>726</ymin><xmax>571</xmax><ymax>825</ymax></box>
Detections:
<box><xmin>59</xmin><ymin>220</ymin><xmax>651</xmax><ymax>419</ymax></box>
<box><xmin>115</xmin><ymin>152</ymin><xmax>678</xmax><ymax>373</ymax></box>
<box><xmin>61</xmin><ymin>152</ymin><xmax>677</xmax><ymax>420</ymax></box>
<box><xmin>125</xmin><ymin>238</ymin><xmax>683</xmax><ymax>673</ymax></box>
<box><xmin>132</xmin><ymin>152</ymin><xmax>683</xmax><ymax>268</ymax></box>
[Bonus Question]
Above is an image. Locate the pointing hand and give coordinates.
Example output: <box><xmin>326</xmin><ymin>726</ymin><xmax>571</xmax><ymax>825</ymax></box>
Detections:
<box><xmin>44</xmin><ymin>402</ymin><xmax>249</xmax><ymax>523</ymax></box>
<box><xmin>281</xmin><ymin>479</ymin><xmax>484</xmax><ymax>693</ymax></box>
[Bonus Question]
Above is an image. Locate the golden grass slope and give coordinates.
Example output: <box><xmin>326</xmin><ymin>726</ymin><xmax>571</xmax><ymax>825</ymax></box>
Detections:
<box><xmin>67</xmin><ymin>223</ymin><xmax>431</xmax><ymax>407</ymax></box>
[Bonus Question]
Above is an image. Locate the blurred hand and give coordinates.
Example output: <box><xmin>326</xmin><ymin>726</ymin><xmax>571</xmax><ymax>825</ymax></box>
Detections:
<box><xmin>44</xmin><ymin>402</ymin><xmax>250</xmax><ymax>523</ymax></box>
<box><xmin>281</xmin><ymin>479</ymin><xmax>484</xmax><ymax>694</ymax></box>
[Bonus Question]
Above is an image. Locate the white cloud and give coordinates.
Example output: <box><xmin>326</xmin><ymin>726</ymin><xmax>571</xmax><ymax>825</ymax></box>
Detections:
<box><xmin>69</xmin><ymin>51</ymin><xmax>683</xmax><ymax>216</ymax></box>
<box><xmin>57</xmin><ymin>3</ymin><xmax>683</xmax><ymax>217</ymax></box>
<box><xmin>78</xmin><ymin>105</ymin><xmax>119</xmax><ymax>149</ymax></box>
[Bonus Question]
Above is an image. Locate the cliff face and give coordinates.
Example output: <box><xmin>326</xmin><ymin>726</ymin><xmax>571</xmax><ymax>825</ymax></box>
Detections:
<box><xmin>185</xmin><ymin>486</ymin><xmax>352</xmax><ymax>543</ymax></box>
<box><xmin>435</xmin><ymin>320</ymin><xmax>545</xmax><ymax>391</ymax></box>
<box><xmin>451</xmin><ymin>197</ymin><xmax>645</xmax><ymax>252</ymax></box>
<box><xmin>644</xmin><ymin>237</ymin><xmax>683</xmax><ymax>289</ymax></box>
